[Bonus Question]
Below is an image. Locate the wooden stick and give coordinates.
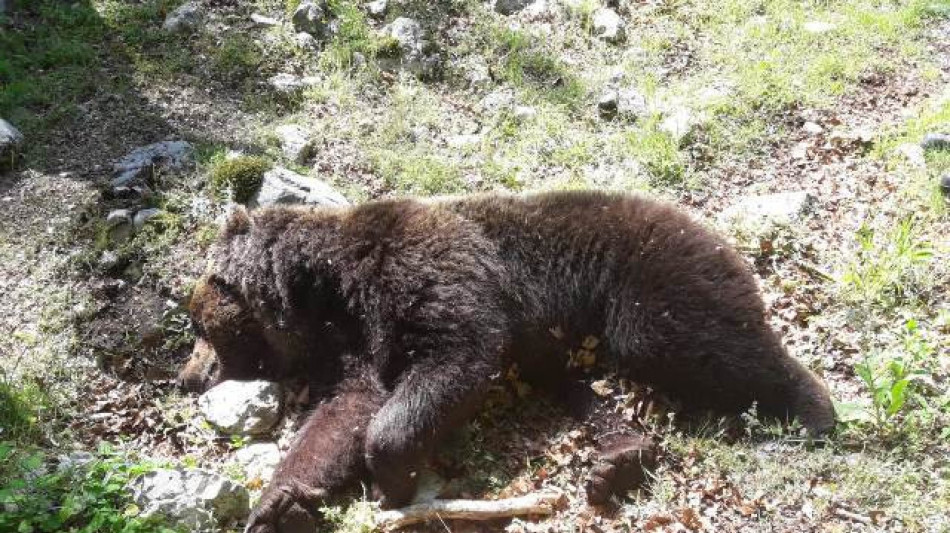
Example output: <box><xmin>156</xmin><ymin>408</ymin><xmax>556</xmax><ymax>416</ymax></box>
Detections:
<box><xmin>832</xmin><ymin>507</ymin><xmax>874</xmax><ymax>525</ymax></box>
<box><xmin>375</xmin><ymin>492</ymin><xmax>565</xmax><ymax>530</ymax></box>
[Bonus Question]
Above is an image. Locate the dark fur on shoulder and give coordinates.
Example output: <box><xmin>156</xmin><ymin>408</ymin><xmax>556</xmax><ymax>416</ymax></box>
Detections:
<box><xmin>179</xmin><ymin>190</ymin><xmax>835</xmax><ymax>519</ymax></box>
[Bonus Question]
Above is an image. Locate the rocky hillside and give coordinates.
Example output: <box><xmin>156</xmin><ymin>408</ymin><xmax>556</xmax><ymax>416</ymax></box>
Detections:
<box><xmin>1</xmin><ymin>0</ymin><xmax>949</xmax><ymax>531</ymax></box>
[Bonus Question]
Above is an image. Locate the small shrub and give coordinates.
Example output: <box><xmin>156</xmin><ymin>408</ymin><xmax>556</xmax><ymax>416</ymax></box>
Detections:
<box><xmin>211</xmin><ymin>34</ymin><xmax>263</xmax><ymax>82</ymax></box>
<box><xmin>0</xmin><ymin>445</ymin><xmax>180</xmax><ymax>533</ymax></box>
<box><xmin>0</xmin><ymin>380</ymin><xmax>49</xmax><ymax>444</ymax></box>
<box><xmin>841</xmin><ymin>217</ymin><xmax>933</xmax><ymax>308</ymax></box>
<box><xmin>209</xmin><ymin>156</ymin><xmax>271</xmax><ymax>203</ymax></box>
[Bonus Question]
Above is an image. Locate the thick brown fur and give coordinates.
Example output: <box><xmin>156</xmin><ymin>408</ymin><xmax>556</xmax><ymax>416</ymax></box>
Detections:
<box><xmin>179</xmin><ymin>190</ymin><xmax>835</xmax><ymax>522</ymax></box>
<box><xmin>245</xmin><ymin>370</ymin><xmax>388</xmax><ymax>533</ymax></box>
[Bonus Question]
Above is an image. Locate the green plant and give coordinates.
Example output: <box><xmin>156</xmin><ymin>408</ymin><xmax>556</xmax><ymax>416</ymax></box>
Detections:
<box><xmin>209</xmin><ymin>156</ymin><xmax>272</xmax><ymax>203</ymax></box>
<box><xmin>0</xmin><ymin>379</ymin><xmax>49</xmax><ymax>444</ymax></box>
<box><xmin>0</xmin><ymin>444</ymin><xmax>180</xmax><ymax>533</ymax></box>
<box><xmin>841</xmin><ymin>217</ymin><xmax>933</xmax><ymax>308</ymax></box>
<box><xmin>212</xmin><ymin>34</ymin><xmax>263</xmax><ymax>82</ymax></box>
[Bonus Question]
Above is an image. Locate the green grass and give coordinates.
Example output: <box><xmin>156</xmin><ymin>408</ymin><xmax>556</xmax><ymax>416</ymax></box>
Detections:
<box><xmin>0</xmin><ymin>444</ymin><xmax>182</xmax><ymax>533</ymax></box>
<box><xmin>840</xmin><ymin>217</ymin><xmax>934</xmax><ymax>309</ymax></box>
<box><xmin>0</xmin><ymin>0</ymin><xmax>108</xmax><ymax>130</ymax></box>
<box><xmin>209</xmin><ymin>155</ymin><xmax>272</xmax><ymax>203</ymax></box>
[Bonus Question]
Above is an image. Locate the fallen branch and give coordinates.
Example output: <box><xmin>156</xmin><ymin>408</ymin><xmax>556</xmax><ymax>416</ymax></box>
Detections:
<box><xmin>375</xmin><ymin>492</ymin><xmax>566</xmax><ymax>530</ymax></box>
<box><xmin>832</xmin><ymin>506</ymin><xmax>874</xmax><ymax>525</ymax></box>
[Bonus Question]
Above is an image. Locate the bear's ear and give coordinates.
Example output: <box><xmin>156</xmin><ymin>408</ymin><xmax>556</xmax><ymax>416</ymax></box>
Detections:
<box><xmin>222</xmin><ymin>205</ymin><xmax>251</xmax><ymax>240</ymax></box>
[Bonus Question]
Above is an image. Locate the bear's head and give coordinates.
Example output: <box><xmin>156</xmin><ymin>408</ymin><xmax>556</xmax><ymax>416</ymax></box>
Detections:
<box><xmin>177</xmin><ymin>273</ymin><xmax>274</xmax><ymax>392</ymax></box>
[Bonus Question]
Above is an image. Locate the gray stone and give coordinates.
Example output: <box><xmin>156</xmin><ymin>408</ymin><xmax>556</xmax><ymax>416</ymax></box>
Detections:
<box><xmin>133</xmin><ymin>208</ymin><xmax>163</xmax><ymax>230</ymax></box>
<box><xmin>463</xmin><ymin>58</ymin><xmax>492</xmax><ymax>89</ymax></box>
<box><xmin>494</xmin><ymin>0</ymin><xmax>532</xmax><ymax>15</ymax></box>
<box><xmin>0</xmin><ymin>118</ymin><xmax>24</xmax><ymax>165</ymax></box>
<box><xmin>921</xmin><ymin>132</ymin><xmax>950</xmax><ymax>151</ymax></box>
<box><xmin>199</xmin><ymin>380</ymin><xmax>282</xmax><ymax>436</ymax></box>
<box><xmin>598</xmin><ymin>87</ymin><xmax>647</xmax><ymax>121</ymax></box>
<box><xmin>268</xmin><ymin>73</ymin><xmax>320</xmax><ymax>95</ymax></box>
<box><xmin>722</xmin><ymin>191</ymin><xmax>815</xmax><ymax>233</ymax></box>
<box><xmin>366</xmin><ymin>0</ymin><xmax>387</xmax><ymax>18</ymax></box>
<box><xmin>513</xmin><ymin>105</ymin><xmax>537</xmax><ymax>123</ymax></box>
<box><xmin>592</xmin><ymin>8</ymin><xmax>625</xmax><ymax>43</ymax></box>
<box><xmin>660</xmin><ymin>108</ymin><xmax>698</xmax><ymax>145</ymax></box>
<box><xmin>292</xmin><ymin>0</ymin><xmax>330</xmax><ymax>38</ymax></box>
<box><xmin>294</xmin><ymin>32</ymin><xmax>319</xmax><ymax>50</ymax></box>
<box><xmin>250</xmin><ymin>13</ymin><xmax>280</xmax><ymax>26</ymax></box>
<box><xmin>106</xmin><ymin>209</ymin><xmax>134</xmax><ymax>244</ymax></box>
<box><xmin>112</xmin><ymin>141</ymin><xmax>194</xmax><ymax>187</ymax></box>
<box><xmin>803</xmin><ymin>21</ymin><xmax>836</xmax><ymax>34</ymax></box>
<box><xmin>130</xmin><ymin>468</ymin><xmax>249</xmax><ymax>530</ymax></box>
<box><xmin>896</xmin><ymin>143</ymin><xmax>927</xmax><ymax>168</ymax></box>
<box><xmin>802</xmin><ymin>121</ymin><xmax>824</xmax><ymax>135</ymax></box>
<box><xmin>251</xmin><ymin>167</ymin><xmax>349</xmax><ymax>208</ymax></box>
<box><xmin>481</xmin><ymin>89</ymin><xmax>516</xmax><ymax>113</ymax></box>
<box><xmin>447</xmin><ymin>134</ymin><xmax>482</xmax><ymax>149</ymax></box>
<box><xmin>99</xmin><ymin>250</ymin><xmax>120</xmax><ymax>270</ymax></box>
<box><xmin>162</xmin><ymin>2</ymin><xmax>201</xmax><ymax>33</ymax></box>
<box><xmin>57</xmin><ymin>451</ymin><xmax>95</xmax><ymax>472</ymax></box>
<box><xmin>234</xmin><ymin>443</ymin><xmax>281</xmax><ymax>483</ymax></box>
<box><xmin>940</xmin><ymin>173</ymin><xmax>950</xmax><ymax>197</ymax></box>
<box><xmin>275</xmin><ymin>124</ymin><xmax>316</xmax><ymax>165</ymax></box>
<box><xmin>380</xmin><ymin>17</ymin><xmax>440</xmax><ymax>77</ymax></box>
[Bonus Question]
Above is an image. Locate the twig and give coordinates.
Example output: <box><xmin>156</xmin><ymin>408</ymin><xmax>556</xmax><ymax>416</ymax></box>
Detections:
<box><xmin>832</xmin><ymin>506</ymin><xmax>874</xmax><ymax>525</ymax></box>
<box><xmin>375</xmin><ymin>492</ymin><xmax>565</xmax><ymax>531</ymax></box>
<box><xmin>795</xmin><ymin>259</ymin><xmax>835</xmax><ymax>282</ymax></box>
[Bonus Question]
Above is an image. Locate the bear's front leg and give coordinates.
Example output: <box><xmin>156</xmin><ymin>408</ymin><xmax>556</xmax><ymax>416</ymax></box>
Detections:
<box><xmin>365</xmin><ymin>356</ymin><xmax>500</xmax><ymax>508</ymax></box>
<box><xmin>246</xmin><ymin>372</ymin><xmax>388</xmax><ymax>533</ymax></box>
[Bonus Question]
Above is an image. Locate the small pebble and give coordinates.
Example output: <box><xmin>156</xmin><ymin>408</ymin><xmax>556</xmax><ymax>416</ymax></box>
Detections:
<box><xmin>921</xmin><ymin>132</ymin><xmax>950</xmax><ymax>150</ymax></box>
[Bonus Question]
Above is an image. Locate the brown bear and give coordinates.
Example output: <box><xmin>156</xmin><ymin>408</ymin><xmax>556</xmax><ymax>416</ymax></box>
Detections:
<box><xmin>179</xmin><ymin>190</ymin><xmax>835</xmax><ymax>529</ymax></box>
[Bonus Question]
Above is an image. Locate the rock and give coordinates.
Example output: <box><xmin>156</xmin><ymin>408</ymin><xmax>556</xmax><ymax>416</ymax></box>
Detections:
<box><xmin>234</xmin><ymin>443</ymin><xmax>281</xmax><ymax>483</ymax></box>
<box><xmin>163</xmin><ymin>2</ymin><xmax>201</xmax><ymax>33</ymax></box>
<box><xmin>57</xmin><ymin>451</ymin><xmax>95</xmax><ymax>471</ymax></box>
<box><xmin>275</xmin><ymin>124</ymin><xmax>316</xmax><ymax>164</ymax></box>
<box><xmin>199</xmin><ymin>380</ymin><xmax>282</xmax><ymax>436</ymax></box>
<box><xmin>513</xmin><ymin>105</ymin><xmax>537</xmax><ymax>123</ymax></box>
<box><xmin>0</xmin><ymin>118</ymin><xmax>24</xmax><ymax>166</ymax></box>
<box><xmin>896</xmin><ymin>143</ymin><xmax>927</xmax><ymax>168</ymax></box>
<box><xmin>106</xmin><ymin>209</ymin><xmax>134</xmax><ymax>243</ymax></box>
<box><xmin>250</xmin><ymin>13</ymin><xmax>280</xmax><ymax>26</ymax></box>
<box><xmin>660</xmin><ymin>108</ymin><xmax>698</xmax><ymax>145</ymax></box>
<box><xmin>267</xmin><ymin>73</ymin><xmax>320</xmax><ymax>95</ymax></box>
<box><xmin>112</xmin><ymin>140</ymin><xmax>194</xmax><ymax>187</ymax></box>
<box><xmin>447</xmin><ymin>134</ymin><xmax>482</xmax><ymax>149</ymax></box>
<box><xmin>722</xmin><ymin>191</ymin><xmax>815</xmax><ymax>234</ymax></box>
<box><xmin>598</xmin><ymin>87</ymin><xmax>647</xmax><ymax>121</ymax></box>
<box><xmin>802</xmin><ymin>121</ymin><xmax>824</xmax><ymax>135</ymax></box>
<box><xmin>921</xmin><ymin>132</ymin><xmax>950</xmax><ymax>150</ymax></box>
<box><xmin>251</xmin><ymin>167</ymin><xmax>349</xmax><ymax>209</ymax></box>
<box><xmin>98</xmin><ymin>250</ymin><xmax>120</xmax><ymax>271</ymax></box>
<box><xmin>463</xmin><ymin>58</ymin><xmax>492</xmax><ymax>89</ymax></box>
<box><xmin>380</xmin><ymin>17</ymin><xmax>440</xmax><ymax>78</ymax></box>
<box><xmin>481</xmin><ymin>88</ymin><xmax>516</xmax><ymax>113</ymax></box>
<box><xmin>494</xmin><ymin>0</ymin><xmax>532</xmax><ymax>15</ymax></box>
<box><xmin>803</xmin><ymin>21</ymin><xmax>836</xmax><ymax>34</ymax></box>
<box><xmin>130</xmin><ymin>468</ymin><xmax>249</xmax><ymax>530</ymax></box>
<box><xmin>940</xmin><ymin>173</ymin><xmax>950</xmax><ymax>197</ymax></box>
<box><xmin>294</xmin><ymin>31</ymin><xmax>319</xmax><ymax>50</ymax></box>
<box><xmin>366</xmin><ymin>0</ymin><xmax>387</xmax><ymax>18</ymax></box>
<box><xmin>133</xmin><ymin>208</ymin><xmax>163</xmax><ymax>230</ymax></box>
<box><xmin>292</xmin><ymin>0</ymin><xmax>330</xmax><ymax>38</ymax></box>
<box><xmin>592</xmin><ymin>8</ymin><xmax>625</xmax><ymax>43</ymax></box>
